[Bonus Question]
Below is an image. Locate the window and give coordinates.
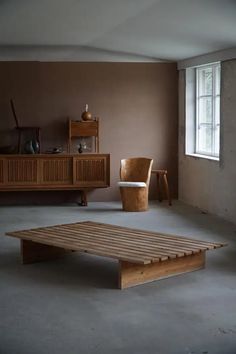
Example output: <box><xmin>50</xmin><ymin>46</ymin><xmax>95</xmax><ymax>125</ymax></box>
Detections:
<box><xmin>196</xmin><ymin>63</ymin><xmax>221</xmax><ymax>157</ymax></box>
<box><xmin>185</xmin><ymin>62</ymin><xmax>221</xmax><ymax>160</ymax></box>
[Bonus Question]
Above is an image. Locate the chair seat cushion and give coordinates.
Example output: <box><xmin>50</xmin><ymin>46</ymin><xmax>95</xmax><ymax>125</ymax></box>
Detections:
<box><xmin>118</xmin><ymin>181</ymin><xmax>147</xmax><ymax>188</ymax></box>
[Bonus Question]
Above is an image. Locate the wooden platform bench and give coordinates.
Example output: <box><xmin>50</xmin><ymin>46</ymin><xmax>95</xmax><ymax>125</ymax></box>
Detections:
<box><xmin>6</xmin><ymin>221</ymin><xmax>226</xmax><ymax>289</ymax></box>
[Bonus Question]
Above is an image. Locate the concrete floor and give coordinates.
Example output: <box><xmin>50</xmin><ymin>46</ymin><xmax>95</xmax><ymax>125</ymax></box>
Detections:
<box><xmin>0</xmin><ymin>201</ymin><xmax>236</xmax><ymax>354</ymax></box>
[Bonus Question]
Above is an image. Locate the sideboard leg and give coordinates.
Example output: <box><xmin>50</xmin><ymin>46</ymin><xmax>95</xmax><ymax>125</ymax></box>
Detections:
<box><xmin>77</xmin><ymin>190</ymin><xmax>88</xmax><ymax>206</ymax></box>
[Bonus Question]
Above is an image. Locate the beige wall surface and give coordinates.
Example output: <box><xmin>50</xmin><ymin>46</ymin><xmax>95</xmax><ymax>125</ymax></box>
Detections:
<box><xmin>179</xmin><ymin>60</ymin><xmax>236</xmax><ymax>224</ymax></box>
<box><xmin>0</xmin><ymin>62</ymin><xmax>178</xmax><ymax>204</ymax></box>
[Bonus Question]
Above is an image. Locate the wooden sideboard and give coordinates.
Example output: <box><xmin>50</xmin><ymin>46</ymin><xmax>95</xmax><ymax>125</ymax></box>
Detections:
<box><xmin>0</xmin><ymin>154</ymin><xmax>110</xmax><ymax>205</ymax></box>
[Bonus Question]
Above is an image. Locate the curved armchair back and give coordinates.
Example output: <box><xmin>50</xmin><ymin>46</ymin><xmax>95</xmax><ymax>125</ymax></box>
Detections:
<box><xmin>120</xmin><ymin>157</ymin><xmax>153</xmax><ymax>186</ymax></box>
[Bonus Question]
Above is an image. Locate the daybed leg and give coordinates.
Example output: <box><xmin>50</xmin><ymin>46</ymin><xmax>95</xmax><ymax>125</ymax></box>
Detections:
<box><xmin>118</xmin><ymin>252</ymin><xmax>205</xmax><ymax>289</ymax></box>
<box><xmin>21</xmin><ymin>239</ymin><xmax>66</xmax><ymax>264</ymax></box>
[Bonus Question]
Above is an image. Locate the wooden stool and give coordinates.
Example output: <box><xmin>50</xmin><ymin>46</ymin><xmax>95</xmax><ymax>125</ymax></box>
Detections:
<box><xmin>152</xmin><ymin>170</ymin><xmax>172</xmax><ymax>206</ymax></box>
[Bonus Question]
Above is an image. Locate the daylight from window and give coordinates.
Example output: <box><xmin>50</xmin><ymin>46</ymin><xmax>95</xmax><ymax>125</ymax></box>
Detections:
<box><xmin>196</xmin><ymin>63</ymin><xmax>221</xmax><ymax>158</ymax></box>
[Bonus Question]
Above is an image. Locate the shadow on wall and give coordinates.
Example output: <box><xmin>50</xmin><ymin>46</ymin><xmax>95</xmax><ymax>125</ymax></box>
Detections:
<box><xmin>0</xmin><ymin>118</ymin><xmax>70</xmax><ymax>153</ymax></box>
<box><xmin>41</xmin><ymin>118</ymin><xmax>69</xmax><ymax>152</ymax></box>
<box><xmin>0</xmin><ymin>129</ymin><xmax>18</xmax><ymax>153</ymax></box>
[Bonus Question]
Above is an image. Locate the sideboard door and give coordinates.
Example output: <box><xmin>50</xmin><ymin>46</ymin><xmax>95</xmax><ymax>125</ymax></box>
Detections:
<box><xmin>73</xmin><ymin>155</ymin><xmax>110</xmax><ymax>187</ymax></box>
<box><xmin>6</xmin><ymin>157</ymin><xmax>39</xmax><ymax>185</ymax></box>
<box><xmin>40</xmin><ymin>157</ymin><xmax>73</xmax><ymax>185</ymax></box>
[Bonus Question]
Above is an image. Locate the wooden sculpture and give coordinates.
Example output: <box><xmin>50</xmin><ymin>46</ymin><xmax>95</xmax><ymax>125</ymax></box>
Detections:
<box><xmin>118</xmin><ymin>157</ymin><xmax>153</xmax><ymax>212</ymax></box>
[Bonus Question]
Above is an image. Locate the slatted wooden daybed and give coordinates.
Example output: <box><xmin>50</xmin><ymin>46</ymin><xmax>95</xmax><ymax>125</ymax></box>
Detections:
<box><xmin>6</xmin><ymin>221</ymin><xmax>226</xmax><ymax>289</ymax></box>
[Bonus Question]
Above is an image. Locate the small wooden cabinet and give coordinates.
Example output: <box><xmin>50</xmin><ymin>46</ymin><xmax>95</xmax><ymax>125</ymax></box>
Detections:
<box><xmin>0</xmin><ymin>154</ymin><xmax>110</xmax><ymax>193</ymax></box>
<box><xmin>68</xmin><ymin>119</ymin><xmax>99</xmax><ymax>153</ymax></box>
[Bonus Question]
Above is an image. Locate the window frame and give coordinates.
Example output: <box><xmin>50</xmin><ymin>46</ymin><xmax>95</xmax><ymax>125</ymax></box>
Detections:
<box><xmin>195</xmin><ymin>62</ymin><xmax>221</xmax><ymax>158</ymax></box>
<box><xmin>185</xmin><ymin>62</ymin><xmax>221</xmax><ymax>162</ymax></box>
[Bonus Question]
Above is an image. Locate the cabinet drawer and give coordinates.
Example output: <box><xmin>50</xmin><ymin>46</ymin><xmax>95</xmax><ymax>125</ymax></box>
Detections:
<box><xmin>70</xmin><ymin>121</ymin><xmax>98</xmax><ymax>137</ymax></box>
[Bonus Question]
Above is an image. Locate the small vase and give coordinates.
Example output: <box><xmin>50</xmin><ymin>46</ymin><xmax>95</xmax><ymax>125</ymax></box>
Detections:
<box><xmin>24</xmin><ymin>140</ymin><xmax>35</xmax><ymax>154</ymax></box>
<box><xmin>81</xmin><ymin>104</ymin><xmax>92</xmax><ymax>121</ymax></box>
<box><xmin>32</xmin><ymin>139</ymin><xmax>40</xmax><ymax>153</ymax></box>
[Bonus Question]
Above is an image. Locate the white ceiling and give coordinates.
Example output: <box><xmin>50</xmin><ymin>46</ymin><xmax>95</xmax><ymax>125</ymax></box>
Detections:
<box><xmin>1</xmin><ymin>0</ymin><xmax>236</xmax><ymax>61</ymax></box>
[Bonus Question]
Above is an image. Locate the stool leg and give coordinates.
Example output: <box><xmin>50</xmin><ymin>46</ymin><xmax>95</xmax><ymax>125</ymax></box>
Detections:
<box><xmin>156</xmin><ymin>173</ymin><xmax>162</xmax><ymax>202</ymax></box>
<box><xmin>163</xmin><ymin>173</ymin><xmax>172</xmax><ymax>206</ymax></box>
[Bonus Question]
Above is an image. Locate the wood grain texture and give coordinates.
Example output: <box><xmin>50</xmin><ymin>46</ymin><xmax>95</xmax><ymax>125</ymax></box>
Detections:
<box><xmin>119</xmin><ymin>252</ymin><xmax>205</xmax><ymax>289</ymax></box>
<box><xmin>151</xmin><ymin>169</ymin><xmax>172</xmax><ymax>205</ymax></box>
<box><xmin>68</xmin><ymin>119</ymin><xmax>99</xmax><ymax>153</ymax></box>
<box><xmin>21</xmin><ymin>239</ymin><xmax>66</xmax><ymax>264</ymax></box>
<box><xmin>0</xmin><ymin>154</ymin><xmax>110</xmax><ymax>190</ymax></box>
<box><xmin>119</xmin><ymin>157</ymin><xmax>153</xmax><ymax>211</ymax></box>
<box><xmin>7</xmin><ymin>158</ymin><xmax>38</xmax><ymax>184</ymax></box>
<box><xmin>7</xmin><ymin>221</ymin><xmax>225</xmax><ymax>265</ymax></box>
<box><xmin>6</xmin><ymin>221</ymin><xmax>226</xmax><ymax>289</ymax></box>
<box><xmin>74</xmin><ymin>155</ymin><xmax>108</xmax><ymax>187</ymax></box>
<box><xmin>41</xmin><ymin>158</ymin><xmax>72</xmax><ymax>184</ymax></box>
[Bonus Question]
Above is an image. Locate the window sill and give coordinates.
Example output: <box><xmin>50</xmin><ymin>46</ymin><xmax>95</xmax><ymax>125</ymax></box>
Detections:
<box><xmin>185</xmin><ymin>153</ymin><xmax>219</xmax><ymax>162</ymax></box>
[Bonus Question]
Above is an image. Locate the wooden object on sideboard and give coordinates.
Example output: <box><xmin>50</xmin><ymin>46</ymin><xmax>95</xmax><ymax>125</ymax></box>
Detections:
<box><xmin>0</xmin><ymin>154</ymin><xmax>110</xmax><ymax>206</ymax></box>
<box><xmin>10</xmin><ymin>99</ymin><xmax>41</xmax><ymax>154</ymax></box>
<box><xmin>68</xmin><ymin>118</ymin><xmax>99</xmax><ymax>153</ymax></box>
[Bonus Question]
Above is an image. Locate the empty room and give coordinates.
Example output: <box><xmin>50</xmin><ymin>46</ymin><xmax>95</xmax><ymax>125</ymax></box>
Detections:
<box><xmin>0</xmin><ymin>1</ymin><xmax>236</xmax><ymax>353</ymax></box>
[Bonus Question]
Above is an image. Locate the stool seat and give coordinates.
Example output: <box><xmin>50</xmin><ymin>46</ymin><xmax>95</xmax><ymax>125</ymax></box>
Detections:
<box><xmin>152</xmin><ymin>169</ymin><xmax>167</xmax><ymax>175</ymax></box>
<box><xmin>118</xmin><ymin>181</ymin><xmax>147</xmax><ymax>188</ymax></box>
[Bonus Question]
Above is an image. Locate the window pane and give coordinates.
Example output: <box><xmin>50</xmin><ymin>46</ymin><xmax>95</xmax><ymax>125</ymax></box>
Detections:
<box><xmin>215</xmin><ymin>96</ymin><xmax>220</xmax><ymax>125</ymax></box>
<box><xmin>198</xmin><ymin>67</ymin><xmax>212</xmax><ymax>95</ymax></box>
<box><xmin>214</xmin><ymin>94</ymin><xmax>220</xmax><ymax>157</ymax></box>
<box><xmin>197</xmin><ymin>124</ymin><xmax>212</xmax><ymax>154</ymax></box>
<box><xmin>214</xmin><ymin>125</ymin><xmax>220</xmax><ymax>156</ymax></box>
<box><xmin>198</xmin><ymin>97</ymin><xmax>212</xmax><ymax>124</ymax></box>
<box><xmin>215</xmin><ymin>65</ymin><xmax>221</xmax><ymax>95</ymax></box>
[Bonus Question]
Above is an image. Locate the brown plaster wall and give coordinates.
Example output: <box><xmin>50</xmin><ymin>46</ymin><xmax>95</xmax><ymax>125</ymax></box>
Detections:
<box><xmin>0</xmin><ymin>62</ymin><xmax>178</xmax><ymax>204</ymax></box>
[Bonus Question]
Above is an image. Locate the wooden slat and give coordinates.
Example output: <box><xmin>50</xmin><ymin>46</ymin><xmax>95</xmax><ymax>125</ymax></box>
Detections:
<box><xmin>17</xmin><ymin>229</ymin><xmax>163</xmax><ymax>263</ymax></box>
<box><xmin>6</xmin><ymin>221</ymin><xmax>226</xmax><ymax>265</ymax></box>
<box><xmin>84</xmin><ymin>221</ymin><xmax>225</xmax><ymax>249</ymax></box>
<box><xmin>61</xmin><ymin>223</ymin><xmax>201</xmax><ymax>255</ymax></box>
<box><xmin>58</xmin><ymin>223</ymin><xmax>218</xmax><ymax>255</ymax></box>
<box><xmin>10</xmin><ymin>225</ymin><xmax>191</xmax><ymax>260</ymax></box>
<box><xmin>9</xmin><ymin>230</ymin><xmax>151</xmax><ymax>264</ymax></box>
<box><xmin>34</xmin><ymin>220</ymin><xmax>218</xmax><ymax>251</ymax></box>
<box><xmin>38</xmin><ymin>226</ymin><xmax>178</xmax><ymax>260</ymax></box>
